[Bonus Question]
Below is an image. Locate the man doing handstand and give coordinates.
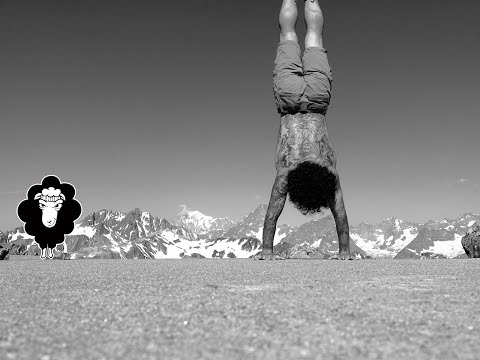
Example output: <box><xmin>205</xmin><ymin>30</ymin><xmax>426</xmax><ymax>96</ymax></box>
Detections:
<box><xmin>260</xmin><ymin>0</ymin><xmax>353</xmax><ymax>260</ymax></box>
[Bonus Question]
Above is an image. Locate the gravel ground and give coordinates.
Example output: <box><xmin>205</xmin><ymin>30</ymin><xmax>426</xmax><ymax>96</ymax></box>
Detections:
<box><xmin>1</xmin><ymin>258</ymin><xmax>480</xmax><ymax>360</ymax></box>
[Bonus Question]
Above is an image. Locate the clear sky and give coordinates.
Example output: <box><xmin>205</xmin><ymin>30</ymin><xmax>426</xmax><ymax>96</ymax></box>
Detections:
<box><xmin>1</xmin><ymin>0</ymin><xmax>479</xmax><ymax>231</ymax></box>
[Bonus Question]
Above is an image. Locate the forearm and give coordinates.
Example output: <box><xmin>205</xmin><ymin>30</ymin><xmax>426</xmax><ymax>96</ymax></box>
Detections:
<box><xmin>330</xmin><ymin>183</ymin><xmax>350</xmax><ymax>253</ymax></box>
<box><xmin>262</xmin><ymin>174</ymin><xmax>288</xmax><ymax>253</ymax></box>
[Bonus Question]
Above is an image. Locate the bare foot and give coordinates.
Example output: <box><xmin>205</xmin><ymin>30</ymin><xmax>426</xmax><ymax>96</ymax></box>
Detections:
<box><xmin>255</xmin><ymin>252</ymin><xmax>286</xmax><ymax>260</ymax></box>
<box><xmin>328</xmin><ymin>252</ymin><xmax>355</xmax><ymax>260</ymax></box>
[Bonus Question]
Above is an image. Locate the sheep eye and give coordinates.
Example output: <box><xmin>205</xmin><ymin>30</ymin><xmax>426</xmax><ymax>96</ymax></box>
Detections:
<box><xmin>55</xmin><ymin>204</ymin><xmax>63</xmax><ymax>210</ymax></box>
<box><xmin>39</xmin><ymin>204</ymin><xmax>45</xmax><ymax>209</ymax></box>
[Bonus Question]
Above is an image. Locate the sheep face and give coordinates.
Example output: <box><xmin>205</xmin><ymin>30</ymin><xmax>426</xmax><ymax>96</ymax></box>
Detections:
<box><xmin>39</xmin><ymin>199</ymin><xmax>63</xmax><ymax>227</ymax></box>
<box><xmin>34</xmin><ymin>187</ymin><xmax>66</xmax><ymax>228</ymax></box>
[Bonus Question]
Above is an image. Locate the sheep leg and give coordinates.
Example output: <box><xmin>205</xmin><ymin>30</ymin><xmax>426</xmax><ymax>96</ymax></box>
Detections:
<box><xmin>40</xmin><ymin>248</ymin><xmax>47</xmax><ymax>259</ymax></box>
<box><xmin>47</xmin><ymin>247</ymin><xmax>54</xmax><ymax>259</ymax></box>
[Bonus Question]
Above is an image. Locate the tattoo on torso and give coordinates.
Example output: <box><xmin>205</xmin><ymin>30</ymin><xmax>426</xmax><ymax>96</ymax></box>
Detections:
<box><xmin>276</xmin><ymin>113</ymin><xmax>336</xmax><ymax>171</ymax></box>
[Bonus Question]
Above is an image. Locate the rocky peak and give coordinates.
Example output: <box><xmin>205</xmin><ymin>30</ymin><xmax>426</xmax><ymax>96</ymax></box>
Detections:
<box><xmin>124</xmin><ymin>208</ymin><xmax>142</xmax><ymax>223</ymax></box>
<box><xmin>80</xmin><ymin>209</ymin><xmax>114</xmax><ymax>227</ymax></box>
<box><xmin>240</xmin><ymin>203</ymin><xmax>268</xmax><ymax>224</ymax></box>
<box><xmin>159</xmin><ymin>218</ymin><xmax>175</xmax><ymax>230</ymax></box>
<box><xmin>251</xmin><ymin>203</ymin><xmax>268</xmax><ymax>217</ymax></box>
<box><xmin>174</xmin><ymin>205</ymin><xmax>235</xmax><ymax>236</ymax></box>
<box><xmin>220</xmin><ymin>204</ymin><xmax>269</xmax><ymax>239</ymax></box>
<box><xmin>0</xmin><ymin>231</ymin><xmax>7</xmax><ymax>245</ymax></box>
<box><xmin>467</xmin><ymin>221</ymin><xmax>480</xmax><ymax>235</ymax></box>
<box><xmin>354</xmin><ymin>221</ymin><xmax>375</xmax><ymax>236</ymax></box>
<box><xmin>96</xmin><ymin>222</ymin><xmax>110</xmax><ymax>236</ymax></box>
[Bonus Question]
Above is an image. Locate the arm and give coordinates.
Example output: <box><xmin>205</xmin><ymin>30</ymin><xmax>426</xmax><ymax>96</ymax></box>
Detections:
<box><xmin>259</xmin><ymin>173</ymin><xmax>288</xmax><ymax>259</ymax></box>
<box><xmin>329</xmin><ymin>179</ymin><xmax>354</xmax><ymax>260</ymax></box>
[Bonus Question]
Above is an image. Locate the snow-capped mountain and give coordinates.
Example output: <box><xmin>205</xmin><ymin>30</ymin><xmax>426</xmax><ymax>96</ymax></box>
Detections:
<box><xmin>393</xmin><ymin>213</ymin><xmax>480</xmax><ymax>259</ymax></box>
<box><xmin>2</xmin><ymin>205</ymin><xmax>479</xmax><ymax>260</ymax></box>
<box><xmin>173</xmin><ymin>205</ymin><xmax>235</xmax><ymax>237</ymax></box>
<box><xmin>276</xmin><ymin>214</ymin><xmax>366</xmax><ymax>257</ymax></box>
<box><xmin>77</xmin><ymin>208</ymin><xmax>198</xmax><ymax>241</ymax></box>
<box><xmin>281</xmin><ymin>215</ymin><xmax>336</xmax><ymax>246</ymax></box>
<box><xmin>348</xmin><ymin>214</ymin><xmax>480</xmax><ymax>259</ymax></box>
<box><xmin>220</xmin><ymin>204</ymin><xmax>293</xmax><ymax>246</ymax></box>
<box><xmin>4</xmin><ymin>207</ymin><xmax>266</xmax><ymax>259</ymax></box>
<box><xmin>350</xmin><ymin>217</ymin><xmax>419</xmax><ymax>258</ymax></box>
<box><xmin>393</xmin><ymin>228</ymin><xmax>458</xmax><ymax>259</ymax></box>
<box><xmin>308</xmin><ymin>228</ymin><xmax>367</xmax><ymax>257</ymax></box>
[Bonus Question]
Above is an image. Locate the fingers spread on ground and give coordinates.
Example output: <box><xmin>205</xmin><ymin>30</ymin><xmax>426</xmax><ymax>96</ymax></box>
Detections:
<box><xmin>328</xmin><ymin>254</ymin><xmax>356</xmax><ymax>260</ymax></box>
<box><xmin>255</xmin><ymin>253</ymin><xmax>286</xmax><ymax>261</ymax></box>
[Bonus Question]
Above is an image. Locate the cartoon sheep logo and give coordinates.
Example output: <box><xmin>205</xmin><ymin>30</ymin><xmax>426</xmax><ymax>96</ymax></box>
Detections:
<box><xmin>17</xmin><ymin>175</ymin><xmax>82</xmax><ymax>259</ymax></box>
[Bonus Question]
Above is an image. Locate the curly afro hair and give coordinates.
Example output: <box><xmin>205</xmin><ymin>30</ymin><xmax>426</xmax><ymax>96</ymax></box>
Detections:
<box><xmin>286</xmin><ymin>161</ymin><xmax>338</xmax><ymax>215</ymax></box>
<box><xmin>17</xmin><ymin>175</ymin><xmax>81</xmax><ymax>250</ymax></box>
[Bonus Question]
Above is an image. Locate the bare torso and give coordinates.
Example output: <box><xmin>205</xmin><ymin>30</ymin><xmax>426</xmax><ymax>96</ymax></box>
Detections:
<box><xmin>275</xmin><ymin>113</ymin><xmax>336</xmax><ymax>173</ymax></box>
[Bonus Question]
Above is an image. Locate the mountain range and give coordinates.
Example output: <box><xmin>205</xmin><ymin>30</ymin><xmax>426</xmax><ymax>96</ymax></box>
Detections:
<box><xmin>1</xmin><ymin>205</ymin><xmax>478</xmax><ymax>260</ymax></box>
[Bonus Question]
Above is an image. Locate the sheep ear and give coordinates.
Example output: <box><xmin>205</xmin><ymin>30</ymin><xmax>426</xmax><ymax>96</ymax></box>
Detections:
<box><xmin>60</xmin><ymin>193</ymin><xmax>65</xmax><ymax>201</ymax></box>
<box><xmin>34</xmin><ymin>193</ymin><xmax>42</xmax><ymax>200</ymax></box>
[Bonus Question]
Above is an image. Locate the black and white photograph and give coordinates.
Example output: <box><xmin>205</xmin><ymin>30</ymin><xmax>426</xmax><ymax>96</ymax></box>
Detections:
<box><xmin>1</xmin><ymin>0</ymin><xmax>479</xmax><ymax>359</ymax></box>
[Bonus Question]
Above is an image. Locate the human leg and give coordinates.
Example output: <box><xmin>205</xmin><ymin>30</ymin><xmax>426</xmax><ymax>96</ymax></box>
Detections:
<box><xmin>302</xmin><ymin>0</ymin><xmax>332</xmax><ymax>114</ymax></box>
<box><xmin>279</xmin><ymin>0</ymin><xmax>299</xmax><ymax>43</ymax></box>
<box><xmin>274</xmin><ymin>1</ymin><xmax>306</xmax><ymax>115</ymax></box>
<box><xmin>304</xmin><ymin>0</ymin><xmax>324</xmax><ymax>48</ymax></box>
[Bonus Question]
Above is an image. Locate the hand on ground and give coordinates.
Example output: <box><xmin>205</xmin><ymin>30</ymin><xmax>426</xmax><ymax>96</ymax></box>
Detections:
<box><xmin>328</xmin><ymin>252</ymin><xmax>355</xmax><ymax>260</ymax></box>
<box><xmin>255</xmin><ymin>252</ymin><xmax>286</xmax><ymax>260</ymax></box>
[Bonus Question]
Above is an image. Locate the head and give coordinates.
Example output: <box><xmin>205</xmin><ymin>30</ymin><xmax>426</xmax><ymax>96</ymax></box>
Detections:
<box><xmin>34</xmin><ymin>187</ymin><xmax>65</xmax><ymax>228</ymax></box>
<box><xmin>286</xmin><ymin>161</ymin><xmax>338</xmax><ymax>215</ymax></box>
